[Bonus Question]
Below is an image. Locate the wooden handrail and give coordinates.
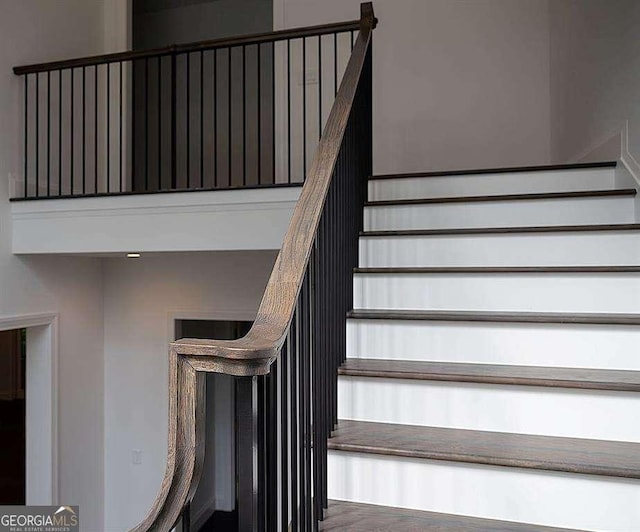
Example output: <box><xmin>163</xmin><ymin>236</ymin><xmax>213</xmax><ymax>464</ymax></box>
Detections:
<box><xmin>131</xmin><ymin>3</ymin><xmax>375</xmax><ymax>530</ymax></box>
<box><xmin>175</xmin><ymin>2</ymin><xmax>375</xmax><ymax>375</ymax></box>
<box><xmin>13</xmin><ymin>19</ymin><xmax>363</xmax><ymax>75</ymax></box>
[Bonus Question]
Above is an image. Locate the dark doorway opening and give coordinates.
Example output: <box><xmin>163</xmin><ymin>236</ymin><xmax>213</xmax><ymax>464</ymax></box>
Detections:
<box><xmin>0</xmin><ymin>329</ymin><xmax>26</xmax><ymax>505</ymax></box>
<box><xmin>130</xmin><ymin>0</ymin><xmax>276</xmax><ymax>193</ymax></box>
<box><xmin>176</xmin><ymin>319</ymin><xmax>252</xmax><ymax>532</ymax></box>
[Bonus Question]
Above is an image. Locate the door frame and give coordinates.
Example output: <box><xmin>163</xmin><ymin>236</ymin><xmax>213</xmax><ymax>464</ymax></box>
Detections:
<box><xmin>168</xmin><ymin>309</ymin><xmax>255</xmax><ymax>529</ymax></box>
<box><xmin>0</xmin><ymin>312</ymin><xmax>59</xmax><ymax>505</ymax></box>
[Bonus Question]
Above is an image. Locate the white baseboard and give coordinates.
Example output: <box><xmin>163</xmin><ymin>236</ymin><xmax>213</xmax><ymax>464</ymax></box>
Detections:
<box><xmin>573</xmin><ymin>129</ymin><xmax>622</xmax><ymax>164</ymax></box>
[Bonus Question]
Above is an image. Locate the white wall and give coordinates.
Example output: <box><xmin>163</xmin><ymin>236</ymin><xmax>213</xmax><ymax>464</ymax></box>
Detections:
<box><xmin>0</xmin><ymin>1</ymin><xmax>119</xmax><ymax>528</ymax></box>
<box><xmin>102</xmin><ymin>250</ymin><xmax>276</xmax><ymax>531</ymax></box>
<box><xmin>276</xmin><ymin>0</ymin><xmax>552</xmax><ymax>174</ymax></box>
<box><xmin>549</xmin><ymin>0</ymin><xmax>640</xmax><ymax>164</ymax></box>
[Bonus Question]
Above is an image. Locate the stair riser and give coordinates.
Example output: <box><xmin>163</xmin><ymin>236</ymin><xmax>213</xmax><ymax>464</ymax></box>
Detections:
<box><xmin>353</xmin><ymin>273</ymin><xmax>640</xmax><ymax>313</ymax></box>
<box><xmin>327</xmin><ymin>451</ymin><xmax>640</xmax><ymax>531</ymax></box>
<box><xmin>363</xmin><ymin>196</ymin><xmax>634</xmax><ymax>231</ymax></box>
<box><xmin>338</xmin><ymin>376</ymin><xmax>640</xmax><ymax>442</ymax></box>
<box><xmin>346</xmin><ymin>319</ymin><xmax>640</xmax><ymax>370</ymax></box>
<box><xmin>368</xmin><ymin>169</ymin><xmax>616</xmax><ymax>201</ymax></box>
<box><xmin>359</xmin><ymin>232</ymin><xmax>640</xmax><ymax>267</ymax></box>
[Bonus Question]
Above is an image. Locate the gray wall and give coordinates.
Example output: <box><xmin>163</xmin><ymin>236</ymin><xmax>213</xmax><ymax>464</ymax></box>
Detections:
<box><xmin>277</xmin><ymin>0</ymin><xmax>552</xmax><ymax>173</ymax></box>
<box><xmin>549</xmin><ymin>0</ymin><xmax>640</xmax><ymax>163</ymax></box>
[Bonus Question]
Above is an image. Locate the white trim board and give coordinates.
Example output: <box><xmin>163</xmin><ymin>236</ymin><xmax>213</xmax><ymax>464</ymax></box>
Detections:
<box><xmin>11</xmin><ymin>187</ymin><xmax>301</xmax><ymax>255</ymax></box>
<box><xmin>0</xmin><ymin>313</ymin><xmax>59</xmax><ymax>505</ymax></box>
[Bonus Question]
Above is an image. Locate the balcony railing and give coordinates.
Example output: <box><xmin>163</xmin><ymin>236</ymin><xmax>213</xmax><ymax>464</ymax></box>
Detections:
<box><xmin>131</xmin><ymin>3</ymin><xmax>375</xmax><ymax>531</ymax></box>
<box><xmin>13</xmin><ymin>20</ymin><xmax>360</xmax><ymax>200</ymax></box>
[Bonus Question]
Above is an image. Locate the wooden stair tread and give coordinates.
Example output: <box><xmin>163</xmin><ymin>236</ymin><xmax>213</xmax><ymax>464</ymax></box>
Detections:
<box><xmin>347</xmin><ymin>309</ymin><xmax>640</xmax><ymax>326</ymax></box>
<box><xmin>354</xmin><ymin>266</ymin><xmax>640</xmax><ymax>274</ymax></box>
<box><xmin>320</xmin><ymin>500</ymin><xmax>580</xmax><ymax>531</ymax></box>
<box><xmin>369</xmin><ymin>161</ymin><xmax>617</xmax><ymax>180</ymax></box>
<box><xmin>328</xmin><ymin>420</ymin><xmax>640</xmax><ymax>479</ymax></box>
<box><xmin>360</xmin><ymin>223</ymin><xmax>640</xmax><ymax>237</ymax></box>
<box><xmin>339</xmin><ymin>359</ymin><xmax>640</xmax><ymax>391</ymax></box>
<box><xmin>365</xmin><ymin>189</ymin><xmax>635</xmax><ymax>207</ymax></box>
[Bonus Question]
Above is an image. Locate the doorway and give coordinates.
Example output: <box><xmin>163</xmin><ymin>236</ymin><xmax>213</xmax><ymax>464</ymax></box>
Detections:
<box><xmin>0</xmin><ymin>329</ymin><xmax>26</xmax><ymax>504</ymax></box>
<box><xmin>130</xmin><ymin>0</ymin><xmax>275</xmax><ymax>192</ymax></box>
<box><xmin>175</xmin><ymin>318</ymin><xmax>252</xmax><ymax>531</ymax></box>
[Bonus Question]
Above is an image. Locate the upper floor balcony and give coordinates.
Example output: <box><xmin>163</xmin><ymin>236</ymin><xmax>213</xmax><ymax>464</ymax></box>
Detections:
<box><xmin>10</xmin><ymin>19</ymin><xmax>360</xmax><ymax>255</ymax></box>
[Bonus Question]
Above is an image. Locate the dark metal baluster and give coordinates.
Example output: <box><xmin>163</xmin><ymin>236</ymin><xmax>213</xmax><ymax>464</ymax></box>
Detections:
<box><xmin>302</xmin><ymin>37</ymin><xmax>307</xmax><ymax>179</ymax></box>
<box><xmin>290</xmin><ymin>302</ymin><xmax>300</xmax><ymax>532</ymax></box>
<box><xmin>318</xmin><ymin>35</ymin><xmax>322</xmax><ymax>139</ymax></box>
<box><xmin>70</xmin><ymin>69</ymin><xmax>74</xmax><ymax>194</ymax></box>
<box><xmin>299</xmin><ymin>267</ymin><xmax>307</xmax><ymax>528</ymax></box>
<box><xmin>35</xmin><ymin>73</ymin><xmax>39</xmax><ymax>197</ymax></box>
<box><xmin>271</xmin><ymin>41</ymin><xmax>275</xmax><ymax>185</ymax></box>
<box><xmin>305</xmin><ymin>261</ymin><xmax>314</xmax><ymax>529</ymax></box>
<box><xmin>58</xmin><ymin>70</ymin><xmax>62</xmax><ymax>195</ymax></box>
<box><xmin>47</xmin><ymin>71</ymin><xmax>50</xmax><ymax>196</ymax></box>
<box><xmin>257</xmin><ymin>375</ymin><xmax>267</xmax><ymax>531</ymax></box>
<box><xmin>334</xmin><ymin>32</ymin><xmax>338</xmax><ymax>96</ymax></box>
<box><xmin>107</xmin><ymin>64</ymin><xmax>110</xmax><ymax>193</ymax></box>
<box><xmin>307</xmin><ymin>247</ymin><xmax>325</xmax><ymax>520</ymax></box>
<box><xmin>280</xmin><ymin>336</ymin><xmax>289</xmax><ymax>531</ymax></box>
<box><xmin>266</xmin><ymin>355</ymin><xmax>278</xmax><ymax>530</ymax></box>
<box><xmin>228</xmin><ymin>47</ymin><xmax>232</xmax><ymax>187</ymax></box>
<box><xmin>119</xmin><ymin>62</ymin><xmax>123</xmax><ymax>192</ymax></box>
<box><xmin>186</xmin><ymin>53</ymin><xmax>191</xmax><ymax>189</ymax></box>
<box><xmin>257</xmin><ymin>43</ymin><xmax>261</xmax><ymax>185</ymax></box>
<box><xmin>287</xmin><ymin>39</ymin><xmax>291</xmax><ymax>184</ymax></box>
<box><xmin>82</xmin><ymin>66</ymin><xmax>86</xmax><ymax>194</ymax></box>
<box><xmin>158</xmin><ymin>56</ymin><xmax>162</xmax><ymax>190</ymax></box>
<box><xmin>132</xmin><ymin>61</ymin><xmax>136</xmax><ymax>191</ymax></box>
<box><xmin>95</xmin><ymin>65</ymin><xmax>98</xmax><ymax>193</ymax></box>
<box><xmin>144</xmin><ymin>59</ymin><xmax>150</xmax><ymax>190</ymax></box>
<box><xmin>299</xmin><ymin>270</ymin><xmax>308</xmax><ymax>527</ymax></box>
<box><xmin>24</xmin><ymin>75</ymin><xmax>28</xmax><ymax>198</ymax></box>
<box><xmin>171</xmin><ymin>52</ymin><xmax>177</xmax><ymax>189</ymax></box>
<box><xmin>200</xmin><ymin>50</ymin><xmax>204</xmax><ymax>188</ymax></box>
<box><xmin>213</xmin><ymin>49</ymin><xmax>218</xmax><ymax>188</ymax></box>
<box><xmin>242</xmin><ymin>44</ymin><xmax>246</xmax><ymax>186</ymax></box>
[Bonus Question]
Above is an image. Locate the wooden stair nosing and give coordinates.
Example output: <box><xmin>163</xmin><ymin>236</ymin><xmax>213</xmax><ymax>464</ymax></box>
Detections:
<box><xmin>320</xmin><ymin>500</ymin><xmax>581</xmax><ymax>531</ymax></box>
<box><xmin>339</xmin><ymin>359</ymin><xmax>640</xmax><ymax>392</ymax></box>
<box><xmin>360</xmin><ymin>223</ymin><xmax>640</xmax><ymax>238</ymax></box>
<box><xmin>328</xmin><ymin>420</ymin><xmax>640</xmax><ymax>479</ymax></box>
<box><xmin>347</xmin><ymin>309</ymin><xmax>640</xmax><ymax>326</ymax></box>
<box><xmin>365</xmin><ymin>189</ymin><xmax>636</xmax><ymax>207</ymax></box>
<box><xmin>369</xmin><ymin>161</ymin><xmax>617</xmax><ymax>181</ymax></box>
<box><xmin>354</xmin><ymin>266</ymin><xmax>640</xmax><ymax>274</ymax></box>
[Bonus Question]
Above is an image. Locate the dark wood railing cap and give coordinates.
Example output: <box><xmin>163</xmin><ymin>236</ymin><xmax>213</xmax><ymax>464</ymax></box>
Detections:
<box><xmin>13</xmin><ymin>18</ymin><xmax>361</xmax><ymax>75</ymax></box>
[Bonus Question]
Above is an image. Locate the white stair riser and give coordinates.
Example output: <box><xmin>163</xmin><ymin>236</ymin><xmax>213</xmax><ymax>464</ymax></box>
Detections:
<box><xmin>338</xmin><ymin>376</ymin><xmax>640</xmax><ymax>442</ymax></box>
<box><xmin>353</xmin><ymin>273</ymin><xmax>640</xmax><ymax>313</ymax></box>
<box><xmin>328</xmin><ymin>451</ymin><xmax>640</xmax><ymax>531</ymax></box>
<box><xmin>364</xmin><ymin>196</ymin><xmax>634</xmax><ymax>231</ymax></box>
<box><xmin>368</xmin><ymin>169</ymin><xmax>616</xmax><ymax>201</ymax></box>
<box><xmin>360</xmin><ymin>232</ymin><xmax>640</xmax><ymax>267</ymax></box>
<box><xmin>347</xmin><ymin>320</ymin><xmax>640</xmax><ymax>370</ymax></box>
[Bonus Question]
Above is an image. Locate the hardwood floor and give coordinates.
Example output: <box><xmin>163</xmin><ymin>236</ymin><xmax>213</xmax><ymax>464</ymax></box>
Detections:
<box><xmin>320</xmin><ymin>500</ymin><xmax>579</xmax><ymax>531</ymax></box>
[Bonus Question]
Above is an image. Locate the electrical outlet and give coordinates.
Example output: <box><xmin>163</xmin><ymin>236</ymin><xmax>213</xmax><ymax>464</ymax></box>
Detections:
<box><xmin>132</xmin><ymin>449</ymin><xmax>143</xmax><ymax>465</ymax></box>
<box><xmin>304</xmin><ymin>69</ymin><xmax>319</xmax><ymax>85</ymax></box>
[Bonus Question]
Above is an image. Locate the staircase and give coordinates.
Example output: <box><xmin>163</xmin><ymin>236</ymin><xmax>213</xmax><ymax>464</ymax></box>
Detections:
<box><xmin>322</xmin><ymin>161</ymin><xmax>640</xmax><ymax>531</ymax></box>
